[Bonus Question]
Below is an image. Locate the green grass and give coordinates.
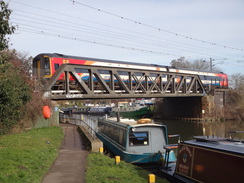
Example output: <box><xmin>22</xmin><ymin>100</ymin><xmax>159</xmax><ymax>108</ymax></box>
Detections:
<box><xmin>0</xmin><ymin>127</ymin><xmax>169</xmax><ymax>183</ymax></box>
<box><xmin>85</xmin><ymin>153</ymin><xmax>169</xmax><ymax>183</ymax></box>
<box><xmin>0</xmin><ymin>127</ymin><xmax>64</xmax><ymax>183</ymax></box>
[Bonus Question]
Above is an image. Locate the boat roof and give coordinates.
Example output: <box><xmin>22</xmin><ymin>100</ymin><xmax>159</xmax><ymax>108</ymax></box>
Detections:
<box><xmin>183</xmin><ymin>136</ymin><xmax>244</xmax><ymax>156</ymax></box>
<box><xmin>98</xmin><ymin>117</ymin><xmax>164</xmax><ymax>128</ymax></box>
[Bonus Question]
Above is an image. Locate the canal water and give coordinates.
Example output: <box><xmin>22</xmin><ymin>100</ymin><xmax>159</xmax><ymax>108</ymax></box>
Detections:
<box><xmin>61</xmin><ymin>113</ymin><xmax>244</xmax><ymax>141</ymax></box>
<box><xmin>159</xmin><ymin>119</ymin><xmax>244</xmax><ymax>142</ymax></box>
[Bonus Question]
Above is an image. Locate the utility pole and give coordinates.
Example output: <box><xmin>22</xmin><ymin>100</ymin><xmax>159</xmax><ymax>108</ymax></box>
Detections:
<box><xmin>210</xmin><ymin>58</ymin><xmax>213</xmax><ymax>71</ymax></box>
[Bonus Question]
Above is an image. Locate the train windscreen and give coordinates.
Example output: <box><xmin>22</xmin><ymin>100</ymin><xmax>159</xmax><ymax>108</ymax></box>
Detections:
<box><xmin>44</xmin><ymin>57</ymin><xmax>51</xmax><ymax>76</ymax></box>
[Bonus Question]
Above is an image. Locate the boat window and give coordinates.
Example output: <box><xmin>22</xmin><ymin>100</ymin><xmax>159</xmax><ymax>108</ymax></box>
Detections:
<box><xmin>129</xmin><ymin>131</ymin><xmax>149</xmax><ymax>146</ymax></box>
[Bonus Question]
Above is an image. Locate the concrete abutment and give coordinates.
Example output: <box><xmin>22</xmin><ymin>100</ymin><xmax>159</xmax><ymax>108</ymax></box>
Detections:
<box><xmin>155</xmin><ymin>89</ymin><xmax>228</xmax><ymax>120</ymax></box>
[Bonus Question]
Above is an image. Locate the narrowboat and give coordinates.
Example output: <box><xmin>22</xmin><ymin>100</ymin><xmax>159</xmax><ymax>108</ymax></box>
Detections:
<box><xmin>96</xmin><ymin>117</ymin><xmax>177</xmax><ymax>164</ymax></box>
<box><xmin>173</xmin><ymin>134</ymin><xmax>244</xmax><ymax>183</ymax></box>
<box><xmin>119</xmin><ymin>106</ymin><xmax>153</xmax><ymax>118</ymax></box>
<box><xmin>88</xmin><ymin>107</ymin><xmax>112</xmax><ymax>115</ymax></box>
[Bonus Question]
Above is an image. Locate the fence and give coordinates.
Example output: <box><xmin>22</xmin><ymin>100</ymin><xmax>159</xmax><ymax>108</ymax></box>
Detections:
<box><xmin>59</xmin><ymin>113</ymin><xmax>99</xmax><ymax>138</ymax></box>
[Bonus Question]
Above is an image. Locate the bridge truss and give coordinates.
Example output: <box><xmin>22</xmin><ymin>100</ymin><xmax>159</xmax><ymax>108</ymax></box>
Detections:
<box><xmin>42</xmin><ymin>64</ymin><xmax>206</xmax><ymax>100</ymax></box>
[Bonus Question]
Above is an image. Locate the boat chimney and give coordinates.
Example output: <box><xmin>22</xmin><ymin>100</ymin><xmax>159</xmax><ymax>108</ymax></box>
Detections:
<box><xmin>116</xmin><ymin>112</ymin><xmax>120</xmax><ymax>122</ymax></box>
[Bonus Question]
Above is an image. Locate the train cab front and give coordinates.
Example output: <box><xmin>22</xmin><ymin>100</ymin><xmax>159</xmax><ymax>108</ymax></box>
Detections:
<box><xmin>33</xmin><ymin>54</ymin><xmax>52</xmax><ymax>81</ymax></box>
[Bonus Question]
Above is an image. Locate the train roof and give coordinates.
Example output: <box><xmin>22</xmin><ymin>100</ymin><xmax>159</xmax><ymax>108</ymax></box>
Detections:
<box><xmin>173</xmin><ymin>66</ymin><xmax>227</xmax><ymax>75</ymax></box>
<box><xmin>34</xmin><ymin>53</ymin><xmax>227</xmax><ymax>75</ymax></box>
<box><xmin>34</xmin><ymin>53</ymin><xmax>168</xmax><ymax>68</ymax></box>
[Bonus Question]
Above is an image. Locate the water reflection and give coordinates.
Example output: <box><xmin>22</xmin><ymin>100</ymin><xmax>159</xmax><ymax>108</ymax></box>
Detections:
<box><xmin>158</xmin><ymin>119</ymin><xmax>244</xmax><ymax>141</ymax></box>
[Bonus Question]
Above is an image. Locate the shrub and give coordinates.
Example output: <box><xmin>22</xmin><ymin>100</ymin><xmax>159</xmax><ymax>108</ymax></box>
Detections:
<box><xmin>0</xmin><ymin>62</ymin><xmax>31</xmax><ymax>134</ymax></box>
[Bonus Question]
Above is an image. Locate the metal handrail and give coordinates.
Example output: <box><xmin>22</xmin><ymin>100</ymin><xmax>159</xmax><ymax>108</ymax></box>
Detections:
<box><xmin>228</xmin><ymin>131</ymin><xmax>244</xmax><ymax>139</ymax></box>
<box><xmin>168</xmin><ymin>134</ymin><xmax>181</xmax><ymax>144</ymax></box>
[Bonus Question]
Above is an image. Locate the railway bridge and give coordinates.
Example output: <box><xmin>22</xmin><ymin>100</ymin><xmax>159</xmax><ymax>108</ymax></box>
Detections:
<box><xmin>41</xmin><ymin>64</ymin><xmax>227</xmax><ymax>119</ymax></box>
<box><xmin>42</xmin><ymin>64</ymin><xmax>206</xmax><ymax>100</ymax></box>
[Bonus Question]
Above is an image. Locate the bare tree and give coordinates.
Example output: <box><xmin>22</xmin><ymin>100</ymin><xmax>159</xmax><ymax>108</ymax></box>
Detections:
<box><xmin>229</xmin><ymin>73</ymin><xmax>244</xmax><ymax>89</ymax></box>
<box><xmin>191</xmin><ymin>59</ymin><xmax>209</xmax><ymax>70</ymax></box>
<box><xmin>171</xmin><ymin>57</ymin><xmax>222</xmax><ymax>72</ymax></box>
<box><xmin>170</xmin><ymin>57</ymin><xmax>190</xmax><ymax>68</ymax></box>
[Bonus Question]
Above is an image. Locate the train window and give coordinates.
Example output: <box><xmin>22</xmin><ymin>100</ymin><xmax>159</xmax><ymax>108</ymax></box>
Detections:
<box><xmin>54</xmin><ymin>63</ymin><xmax>59</xmax><ymax>70</ymax></box>
<box><xmin>199</xmin><ymin>75</ymin><xmax>205</xmax><ymax>80</ymax></box>
<box><xmin>44</xmin><ymin>57</ymin><xmax>50</xmax><ymax>75</ymax></box>
<box><xmin>118</xmin><ymin>71</ymin><xmax>128</xmax><ymax>75</ymax></box>
<box><xmin>135</xmin><ymin>72</ymin><xmax>144</xmax><ymax>76</ymax></box>
<box><xmin>129</xmin><ymin>131</ymin><xmax>149</xmax><ymax>146</ymax></box>
<box><xmin>98</xmin><ymin>70</ymin><xmax>110</xmax><ymax>74</ymax></box>
<box><xmin>75</xmin><ymin>68</ymin><xmax>89</xmax><ymax>73</ymax></box>
<box><xmin>44</xmin><ymin>57</ymin><xmax>50</xmax><ymax>70</ymax></box>
<box><xmin>149</xmin><ymin>73</ymin><xmax>158</xmax><ymax>77</ymax></box>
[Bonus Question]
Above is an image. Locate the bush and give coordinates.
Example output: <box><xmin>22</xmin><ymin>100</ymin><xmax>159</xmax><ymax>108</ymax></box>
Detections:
<box><xmin>0</xmin><ymin>62</ymin><xmax>31</xmax><ymax>134</ymax></box>
<box><xmin>0</xmin><ymin>50</ymin><xmax>52</xmax><ymax>134</ymax></box>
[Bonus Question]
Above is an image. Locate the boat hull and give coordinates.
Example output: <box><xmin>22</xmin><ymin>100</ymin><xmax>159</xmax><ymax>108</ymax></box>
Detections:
<box><xmin>174</xmin><ymin>137</ymin><xmax>244</xmax><ymax>183</ymax></box>
<box><xmin>120</xmin><ymin>107</ymin><xmax>152</xmax><ymax>118</ymax></box>
<box><xmin>96</xmin><ymin>132</ymin><xmax>176</xmax><ymax>164</ymax></box>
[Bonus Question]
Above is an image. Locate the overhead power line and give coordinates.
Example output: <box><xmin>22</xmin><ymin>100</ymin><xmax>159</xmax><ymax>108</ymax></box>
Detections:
<box><xmin>72</xmin><ymin>0</ymin><xmax>244</xmax><ymax>52</ymax></box>
<box><xmin>10</xmin><ymin>6</ymin><xmax>233</xmax><ymax>59</ymax></box>
<box><xmin>16</xmin><ymin>27</ymin><xmax>185</xmax><ymax>57</ymax></box>
<box><xmin>9</xmin><ymin>0</ymin><xmax>244</xmax><ymax>66</ymax></box>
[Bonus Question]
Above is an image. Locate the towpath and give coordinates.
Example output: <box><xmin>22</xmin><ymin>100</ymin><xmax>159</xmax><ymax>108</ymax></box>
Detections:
<box><xmin>42</xmin><ymin>123</ymin><xmax>89</xmax><ymax>183</ymax></box>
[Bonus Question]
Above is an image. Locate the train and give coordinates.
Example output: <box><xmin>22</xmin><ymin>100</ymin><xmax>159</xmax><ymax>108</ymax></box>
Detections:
<box><xmin>32</xmin><ymin>53</ymin><xmax>228</xmax><ymax>89</ymax></box>
<box><xmin>96</xmin><ymin>117</ymin><xmax>177</xmax><ymax>163</ymax></box>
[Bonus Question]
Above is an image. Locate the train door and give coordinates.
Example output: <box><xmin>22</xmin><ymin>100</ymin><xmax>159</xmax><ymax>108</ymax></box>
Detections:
<box><xmin>62</xmin><ymin>59</ymin><xmax>70</xmax><ymax>80</ymax></box>
<box><xmin>32</xmin><ymin>57</ymin><xmax>41</xmax><ymax>78</ymax></box>
<box><xmin>42</xmin><ymin>56</ymin><xmax>51</xmax><ymax>78</ymax></box>
<box><xmin>37</xmin><ymin>59</ymin><xmax>41</xmax><ymax>78</ymax></box>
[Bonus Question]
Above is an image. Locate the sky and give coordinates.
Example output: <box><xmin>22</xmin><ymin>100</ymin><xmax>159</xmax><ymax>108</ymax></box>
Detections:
<box><xmin>6</xmin><ymin>0</ymin><xmax>244</xmax><ymax>76</ymax></box>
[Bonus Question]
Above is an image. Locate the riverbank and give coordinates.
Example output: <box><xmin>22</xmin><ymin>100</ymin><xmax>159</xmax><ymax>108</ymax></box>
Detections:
<box><xmin>0</xmin><ymin>127</ymin><xmax>64</xmax><ymax>183</ymax></box>
<box><xmin>86</xmin><ymin>153</ymin><xmax>168</xmax><ymax>183</ymax></box>
<box><xmin>0</xmin><ymin>125</ymin><xmax>169</xmax><ymax>183</ymax></box>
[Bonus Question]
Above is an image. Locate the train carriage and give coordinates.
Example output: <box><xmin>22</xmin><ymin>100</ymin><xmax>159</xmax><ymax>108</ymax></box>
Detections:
<box><xmin>96</xmin><ymin>117</ymin><xmax>176</xmax><ymax>163</ymax></box>
<box><xmin>33</xmin><ymin>53</ymin><xmax>228</xmax><ymax>90</ymax></box>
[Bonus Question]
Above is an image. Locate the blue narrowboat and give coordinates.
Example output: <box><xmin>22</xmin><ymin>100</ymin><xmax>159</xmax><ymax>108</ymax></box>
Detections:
<box><xmin>96</xmin><ymin>117</ymin><xmax>176</xmax><ymax>164</ymax></box>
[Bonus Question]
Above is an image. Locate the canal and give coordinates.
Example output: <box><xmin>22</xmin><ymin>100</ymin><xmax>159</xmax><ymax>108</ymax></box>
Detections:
<box><xmin>160</xmin><ymin>119</ymin><xmax>244</xmax><ymax>141</ymax></box>
<box><xmin>60</xmin><ymin>113</ymin><xmax>244</xmax><ymax>141</ymax></box>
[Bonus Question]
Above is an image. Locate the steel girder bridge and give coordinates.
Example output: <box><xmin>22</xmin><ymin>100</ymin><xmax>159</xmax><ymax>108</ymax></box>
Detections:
<box><xmin>42</xmin><ymin>64</ymin><xmax>206</xmax><ymax>100</ymax></box>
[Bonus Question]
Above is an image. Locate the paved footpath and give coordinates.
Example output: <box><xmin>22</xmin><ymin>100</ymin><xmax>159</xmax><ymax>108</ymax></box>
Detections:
<box><xmin>42</xmin><ymin>123</ymin><xmax>89</xmax><ymax>183</ymax></box>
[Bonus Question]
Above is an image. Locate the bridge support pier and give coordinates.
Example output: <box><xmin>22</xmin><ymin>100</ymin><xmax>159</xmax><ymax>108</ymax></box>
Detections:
<box><xmin>201</xmin><ymin>89</ymin><xmax>227</xmax><ymax>119</ymax></box>
<box><xmin>155</xmin><ymin>97</ymin><xmax>202</xmax><ymax>118</ymax></box>
<box><xmin>155</xmin><ymin>89</ymin><xmax>228</xmax><ymax>120</ymax></box>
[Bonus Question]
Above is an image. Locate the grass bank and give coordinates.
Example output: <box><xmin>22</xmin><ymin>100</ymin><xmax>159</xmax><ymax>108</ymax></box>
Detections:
<box><xmin>85</xmin><ymin>153</ymin><xmax>169</xmax><ymax>183</ymax></box>
<box><xmin>0</xmin><ymin>127</ymin><xmax>64</xmax><ymax>183</ymax></box>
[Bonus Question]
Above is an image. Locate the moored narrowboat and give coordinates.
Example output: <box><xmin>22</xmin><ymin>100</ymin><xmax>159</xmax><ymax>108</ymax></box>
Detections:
<box><xmin>96</xmin><ymin>117</ymin><xmax>176</xmax><ymax>164</ymax></box>
<box><xmin>174</xmin><ymin>134</ymin><xmax>244</xmax><ymax>183</ymax></box>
